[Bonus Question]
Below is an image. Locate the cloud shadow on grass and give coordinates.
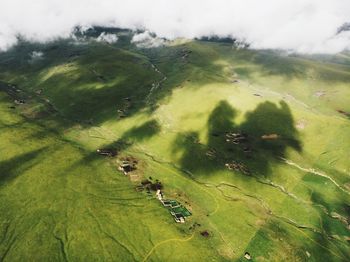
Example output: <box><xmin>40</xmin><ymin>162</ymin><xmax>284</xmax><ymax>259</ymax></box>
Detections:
<box><xmin>172</xmin><ymin>99</ymin><xmax>302</xmax><ymax>177</ymax></box>
<box><xmin>75</xmin><ymin>119</ymin><xmax>161</xmax><ymax>165</ymax></box>
<box><xmin>0</xmin><ymin>147</ymin><xmax>47</xmax><ymax>186</ymax></box>
<box><xmin>0</xmin><ymin>37</ymin><xmax>229</xmax><ymax>131</ymax></box>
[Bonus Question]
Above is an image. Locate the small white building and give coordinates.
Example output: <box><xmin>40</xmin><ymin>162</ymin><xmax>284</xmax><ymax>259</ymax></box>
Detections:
<box><xmin>156</xmin><ymin>189</ymin><xmax>163</xmax><ymax>200</ymax></box>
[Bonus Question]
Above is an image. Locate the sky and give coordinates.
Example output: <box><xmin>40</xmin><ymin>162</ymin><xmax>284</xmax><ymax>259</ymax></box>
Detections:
<box><xmin>0</xmin><ymin>0</ymin><xmax>350</xmax><ymax>53</ymax></box>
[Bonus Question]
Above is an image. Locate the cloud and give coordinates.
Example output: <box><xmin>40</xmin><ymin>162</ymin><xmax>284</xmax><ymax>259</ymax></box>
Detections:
<box><xmin>30</xmin><ymin>51</ymin><xmax>44</xmax><ymax>59</ymax></box>
<box><xmin>96</xmin><ymin>32</ymin><xmax>118</xmax><ymax>44</ymax></box>
<box><xmin>0</xmin><ymin>0</ymin><xmax>350</xmax><ymax>53</ymax></box>
<box><xmin>131</xmin><ymin>31</ymin><xmax>165</xmax><ymax>48</ymax></box>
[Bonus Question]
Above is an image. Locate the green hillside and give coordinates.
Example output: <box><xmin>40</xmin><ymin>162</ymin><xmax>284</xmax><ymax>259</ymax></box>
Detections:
<box><xmin>0</xmin><ymin>32</ymin><xmax>349</xmax><ymax>261</ymax></box>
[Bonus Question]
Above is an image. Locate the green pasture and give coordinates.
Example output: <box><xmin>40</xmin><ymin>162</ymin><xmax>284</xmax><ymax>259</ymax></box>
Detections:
<box><xmin>0</xmin><ymin>32</ymin><xmax>349</xmax><ymax>261</ymax></box>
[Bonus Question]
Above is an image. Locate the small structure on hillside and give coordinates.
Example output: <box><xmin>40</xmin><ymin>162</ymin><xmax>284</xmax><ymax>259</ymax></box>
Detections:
<box><xmin>306</xmin><ymin>251</ymin><xmax>311</xmax><ymax>258</ymax></box>
<box><xmin>156</xmin><ymin>190</ymin><xmax>191</xmax><ymax>223</ymax></box>
<box><xmin>243</xmin><ymin>146</ymin><xmax>252</xmax><ymax>153</ymax></box>
<box><xmin>171</xmin><ymin>212</ymin><xmax>185</xmax><ymax>223</ymax></box>
<box><xmin>161</xmin><ymin>199</ymin><xmax>180</xmax><ymax>208</ymax></box>
<box><xmin>225</xmin><ymin>161</ymin><xmax>250</xmax><ymax>175</ymax></box>
<box><xmin>170</xmin><ymin>206</ymin><xmax>192</xmax><ymax>223</ymax></box>
<box><xmin>206</xmin><ymin>148</ymin><xmax>216</xmax><ymax>159</ymax></box>
<box><xmin>14</xmin><ymin>99</ymin><xmax>25</xmax><ymax>105</ymax></box>
<box><xmin>136</xmin><ymin>178</ymin><xmax>192</xmax><ymax>223</ymax></box>
<box><xmin>140</xmin><ymin>179</ymin><xmax>163</xmax><ymax>191</ymax></box>
<box><xmin>156</xmin><ymin>189</ymin><xmax>164</xmax><ymax>200</ymax></box>
<box><xmin>244</xmin><ymin>252</ymin><xmax>252</xmax><ymax>260</ymax></box>
<box><xmin>117</xmin><ymin>157</ymin><xmax>138</xmax><ymax>175</ymax></box>
<box><xmin>118</xmin><ymin>160</ymin><xmax>136</xmax><ymax>175</ymax></box>
<box><xmin>161</xmin><ymin>200</ymin><xmax>172</xmax><ymax>207</ymax></box>
<box><xmin>117</xmin><ymin>109</ymin><xmax>127</xmax><ymax>118</ymax></box>
<box><xmin>181</xmin><ymin>49</ymin><xmax>192</xmax><ymax>60</ymax></box>
<box><xmin>200</xmin><ymin>230</ymin><xmax>210</xmax><ymax>238</ymax></box>
<box><xmin>225</xmin><ymin>132</ymin><xmax>248</xmax><ymax>144</ymax></box>
<box><xmin>117</xmin><ymin>97</ymin><xmax>133</xmax><ymax>118</ymax></box>
<box><xmin>96</xmin><ymin>148</ymin><xmax>117</xmax><ymax>157</ymax></box>
<box><xmin>261</xmin><ymin>134</ymin><xmax>279</xmax><ymax>140</ymax></box>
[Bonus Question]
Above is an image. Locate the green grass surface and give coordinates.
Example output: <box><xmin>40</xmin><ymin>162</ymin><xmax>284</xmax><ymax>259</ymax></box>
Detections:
<box><xmin>0</xmin><ymin>32</ymin><xmax>349</xmax><ymax>261</ymax></box>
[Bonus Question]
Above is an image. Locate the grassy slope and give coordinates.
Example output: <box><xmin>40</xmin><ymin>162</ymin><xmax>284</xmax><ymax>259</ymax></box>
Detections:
<box><xmin>0</xmin><ymin>36</ymin><xmax>349</xmax><ymax>261</ymax></box>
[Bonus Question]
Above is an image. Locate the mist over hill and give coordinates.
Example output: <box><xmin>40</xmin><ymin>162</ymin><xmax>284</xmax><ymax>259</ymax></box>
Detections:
<box><xmin>1</xmin><ymin>0</ymin><xmax>350</xmax><ymax>53</ymax></box>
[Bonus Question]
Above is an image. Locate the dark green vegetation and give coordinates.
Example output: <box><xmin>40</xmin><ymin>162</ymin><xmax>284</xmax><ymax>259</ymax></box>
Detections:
<box><xmin>0</xmin><ymin>29</ymin><xmax>349</xmax><ymax>261</ymax></box>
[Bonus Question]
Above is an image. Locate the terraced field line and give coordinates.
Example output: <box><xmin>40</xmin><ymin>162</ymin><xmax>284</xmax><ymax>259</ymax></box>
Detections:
<box><xmin>142</xmin><ymin>233</ymin><xmax>195</xmax><ymax>262</ymax></box>
<box><xmin>281</xmin><ymin>158</ymin><xmax>350</xmax><ymax>196</ymax></box>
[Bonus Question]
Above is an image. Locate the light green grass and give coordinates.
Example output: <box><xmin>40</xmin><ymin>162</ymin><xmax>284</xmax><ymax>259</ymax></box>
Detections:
<box><xmin>0</xmin><ymin>35</ymin><xmax>349</xmax><ymax>261</ymax></box>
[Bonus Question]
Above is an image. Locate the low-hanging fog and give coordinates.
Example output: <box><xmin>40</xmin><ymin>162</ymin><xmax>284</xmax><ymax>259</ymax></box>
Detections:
<box><xmin>0</xmin><ymin>0</ymin><xmax>350</xmax><ymax>53</ymax></box>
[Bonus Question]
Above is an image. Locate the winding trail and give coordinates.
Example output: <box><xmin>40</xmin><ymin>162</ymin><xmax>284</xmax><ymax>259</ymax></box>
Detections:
<box><xmin>142</xmin><ymin>233</ymin><xmax>195</xmax><ymax>262</ymax></box>
<box><xmin>132</xmin><ymin>149</ymin><xmax>349</xmax><ymax>258</ymax></box>
<box><xmin>145</xmin><ymin>63</ymin><xmax>167</xmax><ymax>104</ymax></box>
<box><xmin>281</xmin><ymin>158</ymin><xmax>350</xmax><ymax>196</ymax></box>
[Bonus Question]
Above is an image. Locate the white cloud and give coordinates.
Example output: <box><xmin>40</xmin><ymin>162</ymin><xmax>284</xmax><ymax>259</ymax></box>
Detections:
<box><xmin>131</xmin><ymin>31</ymin><xmax>165</xmax><ymax>48</ymax></box>
<box><xmin>96</xmin><ymin>32</ymin><xmax>118</xmax><ymax>44</ymax></box>
<box><xmin>30</xmin><ymin>51</ymin><xmax>44</xmax><ymax>59</ymax></box>
<box><xmin>28</xmin><ymin>51</ymin><xmax>44</xmax><ymax>64</ymax></box>
<box><xmin>0</xmin><ymin>0</ymin><xmax>349</xmax><ymax>53</ymax></box>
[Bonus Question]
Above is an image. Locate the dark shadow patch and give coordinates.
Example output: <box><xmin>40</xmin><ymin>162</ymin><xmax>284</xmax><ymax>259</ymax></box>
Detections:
<box><xmin>172</xmin><ymin>100</ymin><xmax>301</xmax><ymax>177</ymax></box>
<box><xmin>75</xmin><ymin>119</ymin><xmax>161</xmax><ymax>165</ymax></box>
<box><xmin>0</xmin><ymin>147</ymin><xmax>47</xmax><ymax>185</ymax></box>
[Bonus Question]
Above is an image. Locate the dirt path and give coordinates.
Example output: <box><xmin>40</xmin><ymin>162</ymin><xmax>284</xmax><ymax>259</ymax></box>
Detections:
<box><xmin>281</xmin><ymin>158</ymin><xmax>350</xmax><ymax>196</ymax></box>
<box><xmin>145</xmin><ymin>63</ymin><xmax>167</xmax><ymax>104</ymax></box>
<box><xmin>142</xmin><ymin>233</ymin><xmax>195</xmax><ymax>262</ymax></box>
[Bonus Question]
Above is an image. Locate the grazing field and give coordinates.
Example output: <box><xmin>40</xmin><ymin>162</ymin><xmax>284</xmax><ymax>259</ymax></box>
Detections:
<box><xmin>0</xmin><ymin>30</ymin><xmax>349</xmax><ymax>261</ymax></box>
